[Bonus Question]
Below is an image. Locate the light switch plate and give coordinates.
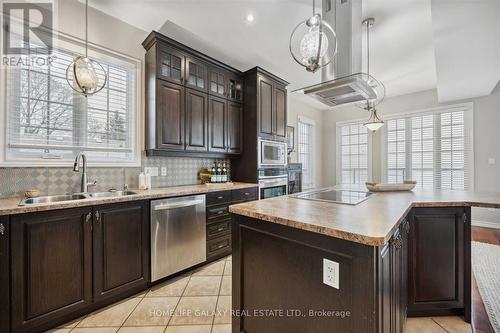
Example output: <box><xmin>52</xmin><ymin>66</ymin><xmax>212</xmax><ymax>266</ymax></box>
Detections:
<box><xmin>323</xmin><ymin>258</ymin><xmax>339</xmax><ymax>289</ymax></box>
<box><xmin>161</xmin><ymin>167</ymin><xmax>167</xmax><ymax>176</ymax></box>
<box><xmin>488</xmin><ymin>158</ymin><xmax>496</xmax><ymax>165</ymax></box>
<box><xmin>144</xmin><ymin>167</ymin><xmax>159</xmax><ymax>177</ymax></box>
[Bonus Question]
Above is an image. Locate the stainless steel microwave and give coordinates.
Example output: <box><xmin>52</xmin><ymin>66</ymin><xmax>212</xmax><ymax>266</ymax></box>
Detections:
<box><xmin>258</xmin><ymin>139</ymin><xmax>287</xmax><ymax>168</ymax></box>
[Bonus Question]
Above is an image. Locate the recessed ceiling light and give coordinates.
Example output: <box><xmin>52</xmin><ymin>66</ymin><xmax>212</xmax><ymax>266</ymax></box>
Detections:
<box><xmin>245</xmin><ymin>13</ymin><xmax>255</xmax><ymax>23</ymax></box>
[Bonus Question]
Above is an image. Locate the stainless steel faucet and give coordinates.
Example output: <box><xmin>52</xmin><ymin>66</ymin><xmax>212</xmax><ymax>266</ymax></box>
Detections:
<box><xmin>73</xmin><ymin>153</ymin><xmax>97</xmax><ymax>193</ymax></box>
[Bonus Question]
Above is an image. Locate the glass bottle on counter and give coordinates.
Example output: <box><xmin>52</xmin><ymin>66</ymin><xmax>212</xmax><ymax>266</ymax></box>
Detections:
<box><xmin>216</xmin><ymin>163</ymin><xmax>222</xmax><ymax>183</ymax></box>
<box><xmin>211</xmin><ymin>163</ymin><xmax>217</xmax><ymax>183</ymax></box>
<box><xmin>222</xmin><ymin>163</ymin><xmax>228</xmax><ymax>183</ymax></box>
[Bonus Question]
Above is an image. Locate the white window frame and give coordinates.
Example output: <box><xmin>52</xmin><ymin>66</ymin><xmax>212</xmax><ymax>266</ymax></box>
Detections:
<box><xmin>336</xmin><ymin>119</ymin><xmax>373</xmax><ymax>185</ymax></box>
<box><xmin>0</xmin><ymin>31</ymin><xmax>142</xmax><ymax>167</ymax></box>
<box><xmin>297</xmin><ymin>115</ymin><xmax>315</xmax><ymax>190</ymax></box>
<box><xmin>381</xmin><ymin>103</ymin><xmax>474</xmax><ymax>190</ymax></box>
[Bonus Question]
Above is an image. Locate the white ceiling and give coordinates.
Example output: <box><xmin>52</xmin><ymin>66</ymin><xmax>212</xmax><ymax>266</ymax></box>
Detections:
<box><xmin>88</xmin><ymin>0</ymin><xmax>497</xmax><ymax>110</ymax></box>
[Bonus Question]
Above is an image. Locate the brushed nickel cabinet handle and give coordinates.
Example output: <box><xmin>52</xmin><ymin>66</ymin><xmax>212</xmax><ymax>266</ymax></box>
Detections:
<box><xmin>85</xmin><ymin>212</ymin><xmax>92</xmax><ymax>223</ymax></box>
<box><xmin>0</xmin><ymin>223</ymin><xmax>4</xmax><ymax>236</ymax></box>
<box><xmin>217</xmin><ymin>196</ymin><xmax>223</xmax><ymax>200</ymax></box>
<box><xmin>95</xmin><ymin>211</ymin><xmax>100</xmax><ymax>223</ymax></box>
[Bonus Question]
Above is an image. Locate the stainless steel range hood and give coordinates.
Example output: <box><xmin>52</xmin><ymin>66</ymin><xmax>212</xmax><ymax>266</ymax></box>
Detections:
<box><xmin>294</xmin><ymin>0</ymin><xmax>380</xmax><ymax>108</ymax></box>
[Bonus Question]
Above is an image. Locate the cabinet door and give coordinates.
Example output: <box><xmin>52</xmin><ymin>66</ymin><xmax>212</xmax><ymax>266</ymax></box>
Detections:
<box><xmin>186</xmin><ymin>56</ymin><xmax>208</xmax><ymax>92</ymax></box>
<box><xmin>408</xmin><ymin>207</ymin><xmax>465</xmax><ymax>315</ymax></box>
<box><xmin>11</xmin><ymin>208</ymin><xmax>93</xmax><ymax>333</ymax></box>
<box><xmin>185</xmin><ymin>88</ymin><xmax>208</xmax><ymax>151</ymax></box>
<box><xmin>93</xmin><ymin>201</ymin><xmax>149</xmax><ymax>303</ymax></box>
<box><xmin>157</xmin><ymin>44</ymin><xmax>185</xmax><ymax>85</ymax></box>
<box><xmin>227</xmin><ymin>73</ymin><xmax>244</xmax><ymax>102</ymax></box>
<box><xmin>258</xmin><ymin>75</ymin><xmax>274</xmax><ymax>138</ymax></box>
<box><xmin>227</xmin><ymin>102</ymin><xmax>243</xmax><ymax>154</ymax></box>
<box><xmin>0</xmin><ymin>217</ymin><xmax>9</xmax><ymax>333</ymax></box>
<box><xmin>157</xmin><ymin>80</ymin><xmax>185</xmax><ymax>150</ymax></box>
<box><xmin>209</xmin><ymin>66</ymin><xmax>228</xmax><ymax>98</ymax></box>
<box><xmin>208</xmin><ymin>95</ymin><xmax>227</xmax><ymax>152</ymax></box>
<box><xmin>274</xmin><ymin>85</ymin><xmax>287</xmax><ymax>140</ymax></box>
<box><xmin>379</xmin><ymin>242</ymin><xmax>393</xmax><ymax>333</ymax></box>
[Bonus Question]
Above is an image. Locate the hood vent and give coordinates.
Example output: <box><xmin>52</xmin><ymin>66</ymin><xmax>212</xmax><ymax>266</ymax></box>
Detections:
<box><xmin>294</xmin><ymin>0</ymin><xmax>381</xmax><ymax>108</ymax></box>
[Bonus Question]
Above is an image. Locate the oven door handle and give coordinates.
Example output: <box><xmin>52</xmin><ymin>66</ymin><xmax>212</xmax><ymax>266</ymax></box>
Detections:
<box><xmin>259</xmin><ymin>180</ymin><xmax>287</xmax><ymax>187</ymax></box>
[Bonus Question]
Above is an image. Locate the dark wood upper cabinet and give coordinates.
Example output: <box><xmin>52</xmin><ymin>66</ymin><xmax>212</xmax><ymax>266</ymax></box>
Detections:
<box><xmin>227</xmin><ymin>102</ymin><xmax>243</xmax><ymax>154</ymax></box>
<box><xmin>186</xmin><ymin>57</ymin><xmax>208</xmax><ymax>92</ymax></box>
<box><xmin>0</xmin><ymin>217</ymin><xmax>10</xmax><ymax>333</ymax></box>
<box><xmin>227</xmin><ymin>72</ymin><xmax>244</xmax><ymax>102</ymax></box>
<box><xmin>408</xmin><ymin>207</ymin><xmax>469</xmax><ymax>317</ymax></box>
<box><xmin>258</xmin><ymin>76</ymin><xmax>274</xmax><ymax>138</ymax></box>
<box><xmin>93</xmin><ymin>201</ymin><xmax>149</xmax><ymax>303</ymax></box>
<box><xmin>157</xmin><ymin>80</ymin><xmax>185</xmax><ymax>150</ymax></box>
<box><xmin>157</xmin><ymin>44</ymin><xmax>185</xmax><ymax>85</ymax></box>
<box><xmin>209</xmin><ymin>66</ymin><xmax>228</xmax><ymax>98</ymax></box>
<box><xmin>185</xmin><ymin>88</ymin><xmax>208</xmax><ymax>151</ymax></box>
<box><xmin>10</xmin><ymin>208</ymin><xmax>93</xmax><ymax>333</ymax></box>
<box><xmin>274</xmin><ymin>85</ymin><xmax>287</xmax><ymax>140</ymax></box>
<box><xmin>143</xmin><ymin>32</ymin><xmax>244</xmax><ymax>157</ymax></box>
<box><xmin>208</xmin><ymin>96</ymin><xmax>227</xmax><ymax>152</ymax></box>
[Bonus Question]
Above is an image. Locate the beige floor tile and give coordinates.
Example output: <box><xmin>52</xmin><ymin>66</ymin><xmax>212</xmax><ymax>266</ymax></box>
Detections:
<box><xmin>117</xmin><ymin>326</ymin><xmax>166</xmax><ymax>333</ymax></box>
<box><xmin>169</xmin><ymin>296</ymin><xmax>218</xmax><ymax>325</ymax></box>
<box><xmin>219</xmin><ymin>276</ymin><xmax>231</xmax><ymax>296</ymax></box>
<box><xmin>164</xmin><ymin>325</ymin><xmax>212</xmax><ymax>333</ymax></box>
<box><xmin>193</xmin><ymin>261</ymin><xmax>225</xmax><ymax>276</ymax></box>
<box><xmin>71</xmin><ymin>328</ymin><xmax>119</xmax><ymax>333</ymax></box>
<box><xmin>223</xmin><ymin>261</ymin><xmax>231</xmax><ymax>276</ymax></box>
<box><xmin>78</xmin><ymin>298</ymin><xmax>141</xmax><ymax>327</ymax></box>
<box><xmin>183</xmin><ymin>276</ymin><xmax>222</xmax><ymax>296</ymax></box>
<box><xmin>45</xmin><ymin>329</ymin><xmax>72</xmax><ymax>333</ymax></box>
<box><xmin>431</xmin><ymin>316</ymin><xmax>472</xmax><ymax>333</ymax></box>
<box><xmin>129</xmin><ymin>290</ymin><xmax>148</xmax><ymax>298</ymax></box>
<box><xmin>213</xmin><ymin>296</ymin><xmax>231</xmax><ymax>324</ymax></box>
<box><xmin>123</xmin><ymin>297</ymin><xmax>180</xmax><ymax>326</ymax></box>
<box><xmin>225</xmin><ymin>255</ymin><xmax>232</xmax><ymax>262</ymax></box>
<box><xmin>57</xmin><ymin>316</ymin><xmax>84</xmax><ymax>328</ymax></box>
<box><xmin>405</xmin><ymin>318</ymin><xmax>447</xmax><ymax>333</ymax></box>
<box><xmin>211</xmin><ymin>324</ymin><xmax>231</xmax><ymax>333</ymax></box>
<box><xmin>147</xmin><ymin>275</ymin><xmax>191</xmax><ymax>297</ymax></box>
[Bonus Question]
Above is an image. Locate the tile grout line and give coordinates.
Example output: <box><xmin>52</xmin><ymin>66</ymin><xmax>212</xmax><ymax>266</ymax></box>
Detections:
<box><xmin>431</xmin><ymin>318</ymin><xmax>451</xmax><ymax>333</ymax></box>
<box><xmin>116</xmin><ymin>290</ymin><xmax>148</xmax><ymax>332</ymax></box>
<box><xmin>210</xmin><ymin>259</ymin><xmax>227</xmax><ymax>333</ymax></box>
<box><xmin>164</xmin><ymin>272</ymin><xmax>194</xmax><ymax>331</ymax></box>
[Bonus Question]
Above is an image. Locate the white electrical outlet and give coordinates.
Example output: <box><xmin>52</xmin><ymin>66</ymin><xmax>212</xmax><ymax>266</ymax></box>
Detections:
<box><xmin>488</xmin><ymin>158</ymin><xmax>496</xmax><ymax>165</ymax></box>
<box><xmin>144</xmin><ymin>167</ymin><xmax>159</xmax><ymax>177</ymax></box>
<box><xmin>323</xmin><ymin>258</ymin><xmax>339</xmax><ymax>289</ymax></box>
<box><xmin>161</xmin><ymin>167</ymin><xmax>167</xmax><ymax>176</ymax></box>
<box><xmin>144</xmin><ymin>167</ymin><xmax>151</xmax><ymax>175</ymax></box>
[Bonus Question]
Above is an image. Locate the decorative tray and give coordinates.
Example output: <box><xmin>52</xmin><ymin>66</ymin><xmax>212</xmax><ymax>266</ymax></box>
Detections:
<box><xmin>365</xmin><ymin>180</ymin><xmax>417</xmax><ymax>192</ymax></box>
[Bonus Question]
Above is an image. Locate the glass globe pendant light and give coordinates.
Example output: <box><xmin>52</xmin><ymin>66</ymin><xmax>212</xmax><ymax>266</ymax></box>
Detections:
<box><xmin>360</xmin><ymin>18</ymin><xmax>385</xmax><ymax>131</ymax></box>
<box><xmin>289</xmin><ymin>0</ymin><xmax>337</xmax><ymax>73</ymax></box>
<box><xmin>66</xmin><ymin>0</ymin><xmax>107</xmax><ymax>97</ymax></box>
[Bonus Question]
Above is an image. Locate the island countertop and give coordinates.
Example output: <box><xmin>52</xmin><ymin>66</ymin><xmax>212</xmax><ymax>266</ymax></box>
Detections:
<box><xmin>0</xmin><ymin>182</ymin><xmax>258</xmax><ymax>216</ymax></box>
<box><xmin>229</xmin><ymin>186</ymin><xmax>500</xmax><ymax>246</ymax></box>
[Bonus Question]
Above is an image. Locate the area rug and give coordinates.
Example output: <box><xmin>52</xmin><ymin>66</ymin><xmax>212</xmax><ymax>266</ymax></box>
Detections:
<box><xmin>472</xmin><ymin>241</ymin><xmax>500</xmax><ymax>333</ymax></box>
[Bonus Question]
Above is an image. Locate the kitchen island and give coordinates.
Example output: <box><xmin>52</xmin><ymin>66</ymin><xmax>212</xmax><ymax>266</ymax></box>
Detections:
<box><xmin>229</xmin><ymin>187</ymin><xmax>500</xmax><ymax>333</ymax></box>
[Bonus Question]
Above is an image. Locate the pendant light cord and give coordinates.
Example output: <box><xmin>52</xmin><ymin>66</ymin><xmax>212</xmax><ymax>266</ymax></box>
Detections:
<box><xmin>85</xmin><ymin>0</ymin><xmax>88</xmax><ymax>57</ymax></box>
<box><xmin>312</xmin><ymin>0</ymin><xmax>315</xmax><ymax>16</ymax></box>
<box><xmin>366</xmin><ymin>20</ymin><xmax>370</xmax><ymax>77</ymax></box>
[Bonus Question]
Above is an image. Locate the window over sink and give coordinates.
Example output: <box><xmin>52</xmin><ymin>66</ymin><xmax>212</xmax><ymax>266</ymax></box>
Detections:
<box><xmin>0</xmin><ymin>33</ymin><xmax>141</xmax><ymax>166</ymax></box>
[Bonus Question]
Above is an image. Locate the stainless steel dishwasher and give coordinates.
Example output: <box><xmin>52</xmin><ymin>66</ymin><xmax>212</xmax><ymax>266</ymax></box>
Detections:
<box><xmin>150</xmin><ymin>195</ymin><xmax>206</xmax><ymax>281</ymax></box>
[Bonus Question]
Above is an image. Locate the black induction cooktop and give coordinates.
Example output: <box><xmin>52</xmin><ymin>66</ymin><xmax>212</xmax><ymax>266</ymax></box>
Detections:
<box><xmin>293</xmin><ymin>189</ymin><xmax>374</xmax><ymax>205</ymax></box>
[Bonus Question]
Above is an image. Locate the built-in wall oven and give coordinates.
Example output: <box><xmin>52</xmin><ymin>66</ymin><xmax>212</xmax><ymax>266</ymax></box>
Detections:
<box><xmin>258</xmin><ymin>168</ymin><xmax>288</xmax><ymax>199</ymax></box>
<box><xmin>258</xmin><ymin>139</ymin><xmax>287</xmax><ymax>168</ymax></box>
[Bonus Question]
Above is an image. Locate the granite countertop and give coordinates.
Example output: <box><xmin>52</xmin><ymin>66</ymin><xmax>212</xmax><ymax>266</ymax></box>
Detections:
<box><xmin>0</xmin><ymin>182</ymin><xmax>258</xmax><ymax>216</ymax></box>
<box><xmin>229</xmin><ymin>186</ymin><xmax>500</xmax><ymax>246</ymax></box>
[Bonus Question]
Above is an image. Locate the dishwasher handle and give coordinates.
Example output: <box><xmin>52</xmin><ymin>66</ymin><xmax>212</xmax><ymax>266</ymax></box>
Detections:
<box><xmin>154</xmin><ymin>199</ymin><xmax>205</xmax><ymax>211</ymax></box>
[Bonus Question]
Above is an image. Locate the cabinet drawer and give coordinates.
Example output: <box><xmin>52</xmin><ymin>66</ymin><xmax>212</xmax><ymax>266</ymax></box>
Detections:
<box><xmin>207</xmin><ymin>205</ymin><xmax>230</xmax><ymax>221</ymax></box>
<box><xmin>232</xmin><ymin>187</ymin><xmax>258</xmax><ymax>203</ymax></box>
<box><xmin>206</xmin><ymin>191</ymin><xmax>231</xmax><ymax>206</ymax></box>
<box><xmin>207</xmin><ymin>219</ymin><xmax>231</xmax><ymax>239</ymax></box>
<box><xmin>207</xmin><ymin>234</ymin><xmax>231</xmax><ymax>258</ymax></box>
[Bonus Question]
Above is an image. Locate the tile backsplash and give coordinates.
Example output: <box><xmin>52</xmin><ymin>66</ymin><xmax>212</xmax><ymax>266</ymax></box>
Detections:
<box><xmin>0</xmin><ymin>154</ymin><xmax>230</xmax><ymax>198</ymax></box>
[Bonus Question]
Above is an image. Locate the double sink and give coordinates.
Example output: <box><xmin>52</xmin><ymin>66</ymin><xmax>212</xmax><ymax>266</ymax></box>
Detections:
<box><xmin>19</xmin><ymin>191</ymin><xmax>138</xmax><ymax>206</ymax></box>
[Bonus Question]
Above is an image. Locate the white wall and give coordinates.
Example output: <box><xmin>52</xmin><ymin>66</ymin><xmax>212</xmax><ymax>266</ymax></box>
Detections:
<box><xmin>322</xmin><ymin>88</ymin><xmax>500</xmax><ymax>225</ymax></box>
<box><xmin>287</xmin><ymin>94</ymin><xmax>324</xmax><ymax>189</ymax></box>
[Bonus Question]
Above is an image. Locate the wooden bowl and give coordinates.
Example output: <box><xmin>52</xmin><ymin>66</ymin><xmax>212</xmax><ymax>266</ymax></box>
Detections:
<box><xmin>365</xmin><ymin>181</ymin><xmax>417</xmax><ymax>192</ymax></box>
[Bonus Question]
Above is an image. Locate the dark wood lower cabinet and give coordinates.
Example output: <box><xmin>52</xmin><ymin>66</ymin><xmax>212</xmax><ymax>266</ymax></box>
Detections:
<box><xmin>0</xmin><ymin>217</ymin><xmax>10</xmax><ymax>333</ymax></box>
<box><xmin>408</xmin><ymin>207</ymin><xmax>470</xmax><ymax>320</ymax></box>
<box><xmin>10</xmin><ymin>208</ymin><xmax>93</xmax><ymax>333</ymax></box>
<box><xmin>93</xmin><ymin>201</ymin><xmax>149</xmax><ymax>303</ymax></box>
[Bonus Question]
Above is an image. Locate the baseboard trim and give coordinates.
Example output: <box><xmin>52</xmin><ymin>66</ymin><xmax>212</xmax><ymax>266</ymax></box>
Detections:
<box><xmin>472</xmin><ymin>220</ymin><xmax>500</xmax><ymax>230</ymax></box>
